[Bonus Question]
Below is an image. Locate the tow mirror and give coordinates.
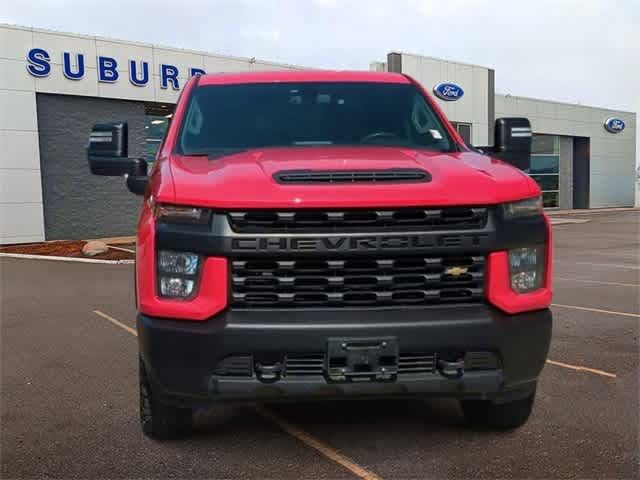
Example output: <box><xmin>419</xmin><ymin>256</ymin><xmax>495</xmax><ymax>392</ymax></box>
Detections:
<box><xmin>474</xmin><ymin>118</ymin><xmax>532</xmax><ymax>171</ymax></box>
<box><xmin>87</xmin><ymin>122</ymin><xmax>149</xmax><ymax>195</ymax></box>
<box><xmin>492</xmin><ymin>117</ymin><xmax>532</xmax><ymax>171</ymax></box>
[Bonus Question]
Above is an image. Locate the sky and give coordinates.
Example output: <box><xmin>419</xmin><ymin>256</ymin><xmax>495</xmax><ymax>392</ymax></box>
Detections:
<box><xmin>2</xmin><ymin>0</ymin><xmax>639</xmax><ymax>159</ymax></box>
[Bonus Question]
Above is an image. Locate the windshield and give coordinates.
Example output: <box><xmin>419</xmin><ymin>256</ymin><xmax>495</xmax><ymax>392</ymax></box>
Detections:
<box><xmin>178</xmin><ymin>82</ymin><xmax>455</xmax><ymax>155</ymax></box>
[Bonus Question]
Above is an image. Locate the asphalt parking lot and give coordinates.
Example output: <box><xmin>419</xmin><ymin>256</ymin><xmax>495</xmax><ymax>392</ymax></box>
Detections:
<box><xmin>1</xmin><ymin>210</ymin><xmax>638</xmax><ymax>479</ymax></box>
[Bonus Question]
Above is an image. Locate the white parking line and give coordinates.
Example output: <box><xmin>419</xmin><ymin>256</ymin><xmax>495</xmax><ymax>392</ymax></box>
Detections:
<box><xmin>93</xmin><ymin>310</ymin><xmax>137</xmax><ymax>336</ymax></box>
<box><xmin>555</xmin><ymin>276</ymin><xmax>639</xmax><ymax>288</ymax></box>
<box><xmin>93</xmin><ymin>309</ymin><xmax>384</xmax><ymax>480</ymax></box>
<box><xmin>552</xmin><ymin>303</ymin><xmax>640</xmax><ymax>318</ymax></box>
<box><xmin>558</xmin><ymin>261</ymin><xmax>640</xmax><ymax>271</ymax></box>
<box><xmin>254</xmin><ymin>405</ymin><xmax>383</xmax><ymax>480</ymax></box>
<box><xmin>546</xmin><ymin>359</ymin><xmax>617</xmax><ymax>378</ymax></box>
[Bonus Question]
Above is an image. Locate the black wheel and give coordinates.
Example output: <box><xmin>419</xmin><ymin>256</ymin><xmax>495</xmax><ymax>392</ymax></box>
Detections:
<box><xmin>460</xmin><ymin>390</ymin><xmax>536</xmax><ymax>430</ymax></box>
<box><xmin>139</xmin><ymin>359</ymin><xmax>193</xmax><ymax>440</ymax></box>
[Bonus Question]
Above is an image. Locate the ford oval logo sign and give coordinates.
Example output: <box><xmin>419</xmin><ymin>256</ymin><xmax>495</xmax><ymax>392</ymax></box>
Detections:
<box><xmin>433</xmin><ymin>82</ymin><xmax>464</xmax><ymax>101</ymax></box>
<box><xmin>604</xmin><ymin>117</ymin><xmax>626</xmax><ymax>134</ymax></box>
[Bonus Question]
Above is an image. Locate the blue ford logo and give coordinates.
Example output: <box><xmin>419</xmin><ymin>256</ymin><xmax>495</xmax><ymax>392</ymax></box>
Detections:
<box><xmin>604</xmin><ymin>117</ymin><xmax>625</xmax><ymax>134</ymax></box>
<box><xmin>433</xmin><ymin>82</ymin><xmax>464</xmax><ymax>101</ymax></box>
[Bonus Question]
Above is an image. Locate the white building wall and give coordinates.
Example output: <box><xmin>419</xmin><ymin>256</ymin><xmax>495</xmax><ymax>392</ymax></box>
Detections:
<box><xmin>495</xmin><ymin>94</ymin><xmax>637</xmax><ymax>208</ymax></box>
<box><xmin>0</xmin><ymin>24</ymin><xmax>301</xmax><ymax>244</ymax></box>
<box><xmin>0</xmin><ymin>25</ymin><xmax>44</xmax><ymax>244</ymax></box>
<box><xmin>385</xmin><ymin>53</ymin><xmax>491</xmax><ymax>146</ymax></box>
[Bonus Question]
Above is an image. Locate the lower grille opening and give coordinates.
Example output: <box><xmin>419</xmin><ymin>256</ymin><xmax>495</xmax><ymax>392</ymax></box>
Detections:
<box><xmin>231</xmin><ymin>255</ymin><xmax>485</xmax><ymax>309</ymax></box>
<box><xmin>398</xmin><ymin>354</ymin><xmax>436</xmax><ymax>374</ymax></box>
<box><xmin>285</xmin><ymin>354</ymin><xmax>325</xmax><ymax>376</ymax></box>
<box><xmin>214</xmin><ymin>352</ymin><xmax>498</xmax><ymax>378</ymax></box>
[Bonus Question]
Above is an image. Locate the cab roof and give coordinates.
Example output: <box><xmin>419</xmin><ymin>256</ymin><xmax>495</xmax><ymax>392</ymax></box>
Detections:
<box><xmin>196</xmin><ymin>70</ymin><xmax>411</xmax><ymax>86</ymax></box>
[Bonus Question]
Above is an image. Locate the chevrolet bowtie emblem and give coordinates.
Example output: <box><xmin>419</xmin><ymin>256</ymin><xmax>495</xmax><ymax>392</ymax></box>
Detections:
<box><xmin>445</xmin><ymin>266</ymin><xmax>468</xmax><ymax>277</ymax></box>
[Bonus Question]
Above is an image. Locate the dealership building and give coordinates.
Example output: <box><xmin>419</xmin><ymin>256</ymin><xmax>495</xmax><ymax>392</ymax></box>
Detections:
<box><xmin>0</xmin><ymin>24</ymin><xmax>637</xmax><ymax>244</ymax></box>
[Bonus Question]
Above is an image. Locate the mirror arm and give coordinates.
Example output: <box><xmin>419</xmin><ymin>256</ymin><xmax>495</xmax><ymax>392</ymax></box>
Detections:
<box><xmin>127</xmin><ymin>157</ymin><xmax>148</xmax><ymax>176</ymax></box>
<box><xmin>125</xmin><ymin>158</ymin><xmax>149</xmax><ymax>195</ymax></box>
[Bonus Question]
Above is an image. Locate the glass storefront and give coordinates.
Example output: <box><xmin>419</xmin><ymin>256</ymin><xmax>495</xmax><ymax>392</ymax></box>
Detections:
<box><xmin>529</xmin><ymin>134</ymin><xmax>560</xmax><ymax>208</ymax></box>
<box><xmin>144</xmin><ymin>103</ymin><xmax>174</xmax><ymax>163</ymax></box>
<box><xmin>451</xmin><ymin>122</ymin><xmax>472</xmax><ymax>145</ymax></box>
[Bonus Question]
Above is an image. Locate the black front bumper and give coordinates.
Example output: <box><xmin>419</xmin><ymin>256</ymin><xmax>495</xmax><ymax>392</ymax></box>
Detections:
<box><xmin>138</xmin><ymin>305</ymin><xmax>551</xmax><ymax>408</ymax></box>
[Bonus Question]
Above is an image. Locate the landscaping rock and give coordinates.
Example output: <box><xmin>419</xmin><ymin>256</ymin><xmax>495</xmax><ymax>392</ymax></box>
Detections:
<box><xmin>82</xmin><ymin>240</ymin><xmax>109</xmax><ymax>257</ymax></box>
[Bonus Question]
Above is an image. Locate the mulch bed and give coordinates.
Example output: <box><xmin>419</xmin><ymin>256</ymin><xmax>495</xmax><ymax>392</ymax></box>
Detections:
<box><xmin>0</xmin><ymin>240</ymin><xmax>135</xmax><ymax>261</ymax></box>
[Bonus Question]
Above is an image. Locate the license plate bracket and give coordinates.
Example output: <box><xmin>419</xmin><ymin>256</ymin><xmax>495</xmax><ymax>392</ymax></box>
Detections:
<box><xmin>327</xmin><ymin>337</ymin><xmax>399</xmax><ymax>382</ymax></box>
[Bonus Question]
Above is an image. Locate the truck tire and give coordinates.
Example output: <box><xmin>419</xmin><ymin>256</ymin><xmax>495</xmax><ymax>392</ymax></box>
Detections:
<box><xmin>139</xmin><ymin>359</ymin><xmax>193</xmax><ymax>440</ymax></box>
<box><xmin>460</xmin><ymin>390</ymin><xmax>535</xmax><ymax>430</ymax></box>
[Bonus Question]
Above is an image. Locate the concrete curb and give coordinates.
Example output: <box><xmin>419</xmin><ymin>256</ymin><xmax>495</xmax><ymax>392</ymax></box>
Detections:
<box><xmin>0</xmin><ymin>252</ymin><xmax>135</xmax><ymax>265</ymax></box>
<box><xmin>550</xmin><ymin>218</ymin><xmax>591</xmax><ymax>225</ymax></box>
<box><xmin>547</xmin><ymin>207</ymin><xmax>639</xmax><ymax>216</ymax></box>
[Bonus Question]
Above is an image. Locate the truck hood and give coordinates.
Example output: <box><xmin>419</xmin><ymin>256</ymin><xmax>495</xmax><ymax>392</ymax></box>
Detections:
<box><xmin>166</xmin><ymin>147</ymin><xmax>537</xmax><ymax>209</ymax></box>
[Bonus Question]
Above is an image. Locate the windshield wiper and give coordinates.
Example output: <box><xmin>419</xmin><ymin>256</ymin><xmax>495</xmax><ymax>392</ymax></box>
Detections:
<box><xmin>182</xmin><ymin>147</ymin><xmax>250</xmax><ymax>160</ymax></box>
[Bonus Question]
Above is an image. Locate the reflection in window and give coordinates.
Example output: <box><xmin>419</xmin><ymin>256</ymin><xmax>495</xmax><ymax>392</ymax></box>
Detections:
<box><xmin>532</xmin><ymin>135</ymin><xmax>559</xmax><ymax>155</ymax></box>
<box><xmin>528</xmin><ymin>134</ymin><xmax>560</xmax><ymax>208</ymax></box>
<box><xmin>178</xmin><ymin>83</ymin><xmax>454</xmax><ymax>153</ymax></box>
<box><xmin>530</xmin><ymin>174</ymin><xmax>559</xmax><ymax>191</ymax></box>
<box><xmin>542</xmin><ymin>191</ymin><xmax>559</xmax><ymax>208</ymax></box>
<box><xmin>144</xmin><ymin>103</ymin><xmax>175</xmax><ymax>163</ymax></box>
<box><xmin>529</xmin><ymin>155</ymin><xmax>559</xmax><ymax>174</ymax></box>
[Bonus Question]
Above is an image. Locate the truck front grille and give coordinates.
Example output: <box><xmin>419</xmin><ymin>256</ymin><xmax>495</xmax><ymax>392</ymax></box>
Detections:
<box><xmin>231</xmin><ymin>255</ymin><xmax>485</xmax><ymax>308</ymax></box>
<box><xmin>228</xmin><ymin>207</ymin><xmax>488</xmax><ymax>233</ymax></box>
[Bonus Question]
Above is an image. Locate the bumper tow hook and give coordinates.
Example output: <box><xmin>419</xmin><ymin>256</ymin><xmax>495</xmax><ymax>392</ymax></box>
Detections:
<box><xmin>437</xmin><ymin>359</ymin><xmax>465</xmax><ymax>379</ymax></box>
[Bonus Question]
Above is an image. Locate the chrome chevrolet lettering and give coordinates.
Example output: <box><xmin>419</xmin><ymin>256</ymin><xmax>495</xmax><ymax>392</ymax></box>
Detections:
<box><xmin>231</xmin><ymin>234</ymin><xmax>489</xmax><ymax>252</ymax></box>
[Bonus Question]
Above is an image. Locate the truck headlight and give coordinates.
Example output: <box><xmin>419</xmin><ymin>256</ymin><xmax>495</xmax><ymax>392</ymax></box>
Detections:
<box><xmin>503</xmin><ymin>196</ymin><xmax>543</xmax><ymax>219</ymax></box>
<box><xmin>154</xmin><ymin>204</ymin><xmax>211</xmax><ymax>224</ymax></box>
<box><xmin>157</xmin><ymin>250</ymin><xmax>200</xmax><ymax>298</ymax></box>
<box><xmin>509</xmin><ymin>246</ymin><xmax>546</xmax><ymax>293</ymax></box>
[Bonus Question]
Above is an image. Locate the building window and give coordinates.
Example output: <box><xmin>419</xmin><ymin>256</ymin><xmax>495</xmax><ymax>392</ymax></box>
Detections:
<box><xmin>144</xmin><ymin>103</ymin><xmax>175</xmax><ymax>163</ymax></box>
<box><xmin>529</xmin><ymin>134</ymin><xmax>560</xmax><ymax>208</ymax></box>
<box><xmin>451</xmin><ymin>122</ymin><xmax>472</xmax><ymax>145</ymax></box>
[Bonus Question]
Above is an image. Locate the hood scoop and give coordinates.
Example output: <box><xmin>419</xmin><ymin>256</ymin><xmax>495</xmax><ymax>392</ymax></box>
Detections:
<box><xmin>274</xmin><ymin>168</ymin><xmax>431</xmax><ymax>184</ymax></box>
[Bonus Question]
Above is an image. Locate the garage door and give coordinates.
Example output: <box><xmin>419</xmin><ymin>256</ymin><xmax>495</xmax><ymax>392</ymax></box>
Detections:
<box><xmin>36</xmin><ymin>93</ymin><xmax>145</xmax><ymax>240</ymax></box>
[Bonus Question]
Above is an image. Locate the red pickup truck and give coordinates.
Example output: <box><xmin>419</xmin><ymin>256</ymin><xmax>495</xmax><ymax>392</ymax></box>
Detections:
<box><xmin>88</xmin><ymin>70</ymin><xmax>552</xmax><ymax>440</ymax></box>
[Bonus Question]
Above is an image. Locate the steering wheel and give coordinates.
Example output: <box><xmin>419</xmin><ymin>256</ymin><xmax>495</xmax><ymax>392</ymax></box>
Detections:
<box><xmin>360</xmin><ymin>132</ymin><xmax>402</xmax><ymax>144</ymax></box>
